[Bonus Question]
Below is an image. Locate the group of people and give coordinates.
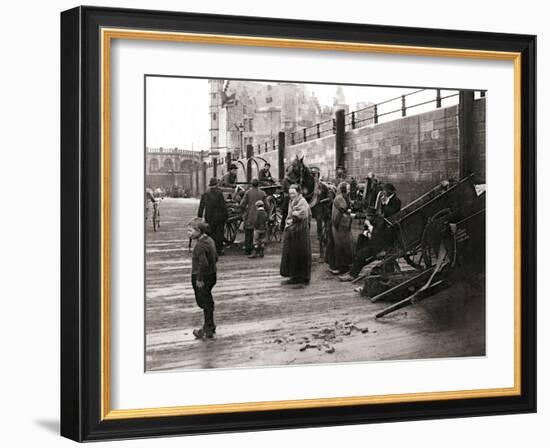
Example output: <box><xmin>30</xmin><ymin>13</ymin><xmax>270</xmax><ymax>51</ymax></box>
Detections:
<box><xmin>218</xmin><ymin>162</ymin><xmax>275</xmax><ymax>189</ymax></box>
<box><xmin>197</xmin><ymin>174</ymin><xmax>269</xmax><ymax>258</ymax></box>
<box><xmin>188</xmin><ymin>167</ymin><xmax>402</xmax><ymax>340</ymax></box>
<box><xmin>335</xmin><ymin>180</ymin><xmax>401</xmax><ymax>282</ymax></box>
<box><xmin>281</xmin><ymin>170</ymin><xmax>402</xmax><ymax>285</ymax></box>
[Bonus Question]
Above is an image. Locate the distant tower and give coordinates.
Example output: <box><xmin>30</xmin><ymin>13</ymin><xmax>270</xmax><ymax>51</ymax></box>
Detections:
<box><xmin>209</xmin><ymin>79</ymin><xmax>224</xmax><ymax>156</ymax></box>
<box><xmin>333</xmin><ymin>85</ymin><xmax>349</xmax><ymax>114</ymax></box>
<box><xmin>334</xmin><ymin>86</ymin><xmax>346</xmax><ymax>105</ymax></box>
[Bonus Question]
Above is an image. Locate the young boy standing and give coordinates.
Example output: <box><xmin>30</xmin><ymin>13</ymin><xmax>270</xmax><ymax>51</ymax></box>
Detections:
<box><xmin>188</xmin><ymin>218</ymin><xmax>218</xmax><ymax>339</ymax></box>
<box><xmin>248</xmin><ymin>200</ymin><xmax>268</xmax><ymax>259</ymax></box>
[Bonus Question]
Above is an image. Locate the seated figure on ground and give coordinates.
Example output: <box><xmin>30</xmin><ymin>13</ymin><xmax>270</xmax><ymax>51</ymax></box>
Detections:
<box><xmin>339</xmin><ymin>207</ymin><xmax>393</xmax><ymax>282</ymax></box>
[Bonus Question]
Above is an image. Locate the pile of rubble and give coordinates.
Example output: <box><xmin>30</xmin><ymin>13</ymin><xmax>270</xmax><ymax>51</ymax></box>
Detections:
<box><xmin>264</xmin><ymin>319</ymin><xmax>373</xmax><ymax>355</ymax></box>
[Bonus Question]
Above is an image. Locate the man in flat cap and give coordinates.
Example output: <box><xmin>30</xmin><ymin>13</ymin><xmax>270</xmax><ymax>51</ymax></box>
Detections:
<box><xmin>198</xmin><ymin>177</ymin><xmax>228</xmax><ymax>255</ymax></box>
<box><xmin>258</xmin><ymin>162</ymin><xmax>274</xmax><ymax>185</ymax></box>
<box><xmin>219</xmin><ymin>163</ymin><xmax>239</xmax><ymax>188</ymax></box>
<box><xmin>240</xmin><ymin>178</ymin><xmax>267</xmax><ymax>255</ymax></box>
<box><xmin>380</xmin><ymin>183</ymin><xmax>402</xmax><ymax>218</ymax></box>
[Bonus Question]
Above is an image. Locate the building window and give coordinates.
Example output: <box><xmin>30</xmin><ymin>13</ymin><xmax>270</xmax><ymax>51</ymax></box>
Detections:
<box><xmin>212</xmin><ymin>113</ymin><xmax>216</xmax><ymax>121</ymax></box>
<box><xmin>149</xmin><ymin>158</ymin><xmax>159</xmax><ymax>172</ymax></box>
<box><xmin>249</xmin><ymin>119</ymin><xmax>253</xmax><ymax>132</ymax></box>
<box><xmin>181</xmin><ymin>160</ymin><xmax>192</xmax><ymax>172</ymax></box>
<box><xmin>213</xmin><ymin>93</ymin><xmax>216</xmax><ymax>99</ymax></box>
<box><xmin>213</xmin><ymin>136</ymin><xmax>217</xmax><ymax>143</ymax></box>
<box><xmin>163</xmin><ymin>158</ymin><xmax>173</xmax><ymax>171</ymax></box>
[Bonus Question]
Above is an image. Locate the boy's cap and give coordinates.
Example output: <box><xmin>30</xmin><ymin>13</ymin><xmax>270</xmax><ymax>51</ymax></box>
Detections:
<box><xmin>188</xmin><ymin>217</ymin><xmax>209</xmax><ymax>233</ymax></box>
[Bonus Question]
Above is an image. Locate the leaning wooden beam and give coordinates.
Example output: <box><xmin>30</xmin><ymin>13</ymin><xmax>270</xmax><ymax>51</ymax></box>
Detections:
<box><xmin>352</xmin><ymin>274</ymin><xmax>382</xmax><ymax>284</ymax></box>
<box><xmin>375</xmin><ymin>280</ymin><xmax>444</xmax><ymax>318</ymax></box>
<box><xmin>369</xmin><ymin>267</ymin><xmax>435</xmax><ymax>302</ymax></box>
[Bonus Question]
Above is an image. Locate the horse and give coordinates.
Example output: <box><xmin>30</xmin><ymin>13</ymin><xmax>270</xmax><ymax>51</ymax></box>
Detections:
<box><xmin>282</xmin><ymin>156</ymin><xmax>316</xmax><ymax>202</ymax></box>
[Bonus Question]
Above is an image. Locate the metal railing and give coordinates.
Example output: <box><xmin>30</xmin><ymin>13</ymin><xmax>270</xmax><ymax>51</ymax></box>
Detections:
<box><xmin>282</xmin><ymin>88</ymin><xmax>486</xmax><ymax>146</ymax></box>
<box><xmin>288</xmin><ymin>118</ymin><xmax>335</xmax><ymax>146</ymax></box>
<box><xmin>254</xmin><ymin>138</ymin><xmax>279</xmax><ymax>154</ymax></box>
<box><xmin>344</xmin><ymin>88</ymin><xmax>465</xmax><ymax>132</ymax></box>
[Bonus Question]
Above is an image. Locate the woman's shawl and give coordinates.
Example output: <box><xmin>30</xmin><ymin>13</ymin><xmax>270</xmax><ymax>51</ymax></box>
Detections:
<box><xmin>331</xmin><ymin>193</ymin><xmax>348</xmax><ymax>224</ymax></box>
<box><xmin>288</xmin><ymin>195</ymin><xmax>312</xmax><ymax>223</ymax></box>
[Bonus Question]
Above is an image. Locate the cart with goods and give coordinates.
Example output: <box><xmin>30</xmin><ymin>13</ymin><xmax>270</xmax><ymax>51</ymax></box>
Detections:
<box><xmin>354</xmin><ymin>174</ymin><xmax>486</xmax><ymax>318</ymax></box>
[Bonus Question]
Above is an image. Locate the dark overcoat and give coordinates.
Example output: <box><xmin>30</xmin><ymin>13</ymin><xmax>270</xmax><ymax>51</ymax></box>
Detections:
<box><xmin>381</xmin><ymin>195</ymin><xmax>402</xmax><ymax>218</ymax></box>
<box><xmin>198</xmin><ymin>187</ymin><xmax>228</xmax><ymax>224</ymax></box>
<box><xmin>240</xmin><ymin>187</ymin><xmax>267</xmax><ymax>229</ymax></box>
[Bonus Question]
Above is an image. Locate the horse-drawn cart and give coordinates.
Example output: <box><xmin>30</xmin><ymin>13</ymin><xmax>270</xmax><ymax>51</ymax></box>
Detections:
<box><xmin>357</xmin><ymin>175</ymin><xmax>486</xmax><ymax>317</ymax></box>
<box><xmin>219</xmin><ymin>183</ymin><xmax>284</xmax><ymax>246</ymax></box>
<box><xmin>222</xmin><ymin>198</ymin><xmax>243</xmax><ymax>244</ymax></box>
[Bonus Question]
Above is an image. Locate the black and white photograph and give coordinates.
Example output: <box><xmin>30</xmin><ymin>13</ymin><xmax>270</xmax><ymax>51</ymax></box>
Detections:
<box><xmin>144</xmin><ymin>76</ymin><xmax>487</xmax><ymax>372</ymax></box>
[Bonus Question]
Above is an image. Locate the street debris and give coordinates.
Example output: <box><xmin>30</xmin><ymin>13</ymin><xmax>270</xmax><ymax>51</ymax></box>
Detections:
<box><xmin>296</xmin><ymin>319</ymin><xmax>370</xmax><ymax>354</ymax></box>
<box><xmin>299</xmin><ymin>343</ymin><xmax>319</xmax><ymax>352</ymax></box>
<box><xmin>263</xmin><ymin>319</ymin><xmax>370</xmax><ymax>355</ymax></box>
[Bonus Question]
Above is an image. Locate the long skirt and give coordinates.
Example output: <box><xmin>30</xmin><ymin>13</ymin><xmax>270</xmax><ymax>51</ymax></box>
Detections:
<box><xmin>331</xmin><ymin>225</ymin><xmax>353</xmax><ymax>271</ymax></box>
<box><xmin>325</xmin><ymin>224</ymin><xmax>335</xmax><ymax>268</ymax></box>
<box><xmin>280</xmin><ymin>221</ymin><xmax>312</xmax><ymax>282</ymax></box>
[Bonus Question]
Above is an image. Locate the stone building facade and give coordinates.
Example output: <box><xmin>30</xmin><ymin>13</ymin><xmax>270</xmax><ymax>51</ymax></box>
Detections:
<box><xmin>209</xmin><ymin>80</ymin><xmax>335</xmax><ymax>159</ymax></box>
<box><xmin>145</xmin><ymin>147</ymin><xmax>202</xmax><ymax>194</ymax></box>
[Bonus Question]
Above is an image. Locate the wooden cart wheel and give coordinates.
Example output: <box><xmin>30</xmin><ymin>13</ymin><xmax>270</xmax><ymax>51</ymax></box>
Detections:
<box><xmin>267</xmin><ymin>209</ymin><xmax>282</xmax><ymax>243</ymax></box>
<box><xmin>224</xmin><ymin>219</ymin><xmax>239</xmax><ymax>244</ymax></box>
<box><xmin>266</xmin><ymin>196</ymin><xmax>282</xmax><ymax>243</ymax></box>
<box><xmin>393</xmin><ymin>223</ymin><xmax>430</xmax><ymax>271</ymax></box>
<box><xmin>418</xmin><ymin>208</ymin><xmax>455</xmax><ymax>269</ymax></box>
<box><xmin>403</xmin><ymin>246</ymin><xmax>431</xmax><ymax>270</ymax></box>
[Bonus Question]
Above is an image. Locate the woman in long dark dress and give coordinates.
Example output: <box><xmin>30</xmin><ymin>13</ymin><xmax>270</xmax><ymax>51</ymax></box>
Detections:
<box><xmin>280</xmin><ymin>184</ymin><xmax>312</xmax><ymax>285</ymax></box>
<box><xmin>329</xmin><ymin>182</ymin><xmax>353</xmax><ymax>274</ymax></box>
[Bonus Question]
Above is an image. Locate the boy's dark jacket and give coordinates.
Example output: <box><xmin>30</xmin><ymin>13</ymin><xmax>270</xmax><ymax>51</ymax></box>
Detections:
<box><xmin>254</xmin><ymin>208</ymin><xmax>268</xmax><ymax>231</ymax></box>
<box><xmin>191</xmin><ymin>235</ymin><xmax>218</xmax><ymax>280</ymax></box>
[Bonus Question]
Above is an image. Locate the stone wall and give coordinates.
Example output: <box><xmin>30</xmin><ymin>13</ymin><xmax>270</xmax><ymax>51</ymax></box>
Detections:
<box><xmin>344</xmin><ymin>104</ymin><xmax>461</xmax><ymax>203</ymax></box>
<box><xmin>285</xmin><ymin>134</ymin><xmax>336</xmax><ymax>179</ymax></box>
<box><xmin>347</xmin><ymin>99</ymin><xmax>486</xmax><ymax>204</ymax></box>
